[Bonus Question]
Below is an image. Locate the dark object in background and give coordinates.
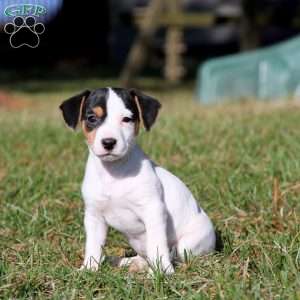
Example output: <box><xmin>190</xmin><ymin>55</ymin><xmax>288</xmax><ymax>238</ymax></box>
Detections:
<box><xmin>110</xmin><ymin>0</ymin><xmax>241</xmax><ymax>66</ymax></box>
<box><xmin>242</xmin><ymin>0</ymin><xmax>300</xmax><ymax>49</ymax></box>
<box><xmin>0</xmin><ymin>0</ymin><xmax>300</xmax><ymax>75</ymax></box>
<box><xmin>111</xmin><ymin>0</ymin><xmax>300</xmax><ymax>68</ymax></box>
<box><xmin>0</xmin><ymin>0</ymin><xmax>110</xmax><ymax>70</ymax></box>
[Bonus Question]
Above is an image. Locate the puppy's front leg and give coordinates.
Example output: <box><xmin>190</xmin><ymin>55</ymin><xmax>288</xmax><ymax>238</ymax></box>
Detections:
<box><xmin>144</xmin><ymin>201</ymin><xmax>174</xmax><ymax>274</ymax></box>
<box><xmin>81</xmin><ymin>212</ymin><xmax>107</xmax><ymax>271</ymax></box>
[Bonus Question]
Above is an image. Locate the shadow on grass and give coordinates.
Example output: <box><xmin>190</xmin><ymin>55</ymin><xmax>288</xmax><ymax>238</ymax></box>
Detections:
<box><xmin>215</xmin><ymin>229</ymin><xmax>224</xmax><ymax>253</ymax></box>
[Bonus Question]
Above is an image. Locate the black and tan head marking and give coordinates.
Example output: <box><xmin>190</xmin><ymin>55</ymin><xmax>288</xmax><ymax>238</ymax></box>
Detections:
<box><xmin>111</xmin><ymin>87</ymin><xmax>161</xmax><ymax>134</ymax></box>
<box><xmin>59</xmin><ymin>89</ymin><xmax>91</xmax><ymax>129</ymax></box>
<box><xmin>59</xmin><ymin>88</ymin><xmax>108</xmax><ymax>144</ymax></box>
<box><xmin>59</xmin><ymin>87</ymin><xmax>161</xmax><ymax>142</ymax></box>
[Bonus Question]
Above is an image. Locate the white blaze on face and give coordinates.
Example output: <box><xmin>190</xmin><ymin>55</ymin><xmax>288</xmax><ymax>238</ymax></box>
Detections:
<box><xmin>91</xmin><ymin>88</ymin><xmax>136</xmax><ymax>161</ymax></box>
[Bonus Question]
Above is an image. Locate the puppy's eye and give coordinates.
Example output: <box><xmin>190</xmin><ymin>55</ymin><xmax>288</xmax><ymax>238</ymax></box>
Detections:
<box><xmin>87</xmin><ymin>114</ymin><xmax>98</xmax><ymax>124</ymax></box>
<box><xmin>122</xmin><ymin>117</ymin><xmax>133</xmax><ymax>123</ymax></box>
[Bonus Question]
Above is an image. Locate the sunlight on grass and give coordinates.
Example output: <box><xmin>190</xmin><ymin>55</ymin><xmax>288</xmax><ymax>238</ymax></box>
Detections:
<box><xmin>0</xmin><ymin>79</ymin><xmax>299</xmax><ymax>299</ymax></box>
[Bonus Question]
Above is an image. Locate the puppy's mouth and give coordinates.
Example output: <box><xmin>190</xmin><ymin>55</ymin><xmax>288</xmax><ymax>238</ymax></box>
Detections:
<box><xmin>91</xmin><ymin>144</ymin><xmax>129</xmax><ymax>161</ymax></box>
<box><xmin>99</xmin><ymin>153</ymin><xmax>118</xmax><ymax>158</ymax></box>
<box><xmin>97</xmin><ymin>152</ymin><xmax>121</xmax><ymax>161</ymax></box>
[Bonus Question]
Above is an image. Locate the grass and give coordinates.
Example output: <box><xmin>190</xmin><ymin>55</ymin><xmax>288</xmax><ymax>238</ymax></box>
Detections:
<box><xmin>0</xmin><ymin>78</ymin><xmax>300</xmax><ymax>299</ymax></box>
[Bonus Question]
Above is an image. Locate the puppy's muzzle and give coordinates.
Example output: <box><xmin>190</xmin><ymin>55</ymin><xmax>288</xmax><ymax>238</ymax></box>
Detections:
<box><xmin>102</xmin><ymin>138</ymin><xmax>117</xmax><ymax>151</ymax></box>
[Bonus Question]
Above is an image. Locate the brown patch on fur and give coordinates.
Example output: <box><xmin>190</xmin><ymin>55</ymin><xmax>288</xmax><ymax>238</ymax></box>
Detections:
<box><xmin>134</xmin><ymin>95</ymin><xmax>144</xmax><ymax>129</ymax></box>
<box><xmin>133</xmin><ymin>95</ymin><xmax>144</xmax><ymax>135</ymax></box>
<box><xmin>78</xmin><ymin>96</ymin><xmax>86</xmax><ymax>123</ymax></box>
<box><xmin>134</xmin><ymin>120</ymin><xmax>140</xmax><ymax>135</ymax></box>
<box><xmin>82</xmin><ymin>121</ymin><xmax>96</xmax><ymax>144</ymax></box>
<box><xmin>92</xmin><ymin>106</ymin><xmax>104</xmax><ymax>118</ymax></box>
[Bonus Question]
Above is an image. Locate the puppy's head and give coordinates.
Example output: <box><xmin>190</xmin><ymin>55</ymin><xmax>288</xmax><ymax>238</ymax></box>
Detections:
<box><xmin>59</xmin><ymin>87</ymin><xmax>161</xmax><ymax>161</ymax></box>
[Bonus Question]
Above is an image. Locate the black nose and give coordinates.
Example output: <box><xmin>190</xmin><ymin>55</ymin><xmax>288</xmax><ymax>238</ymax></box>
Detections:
<box><xmin>102</xmin><ymin>138</ymin><xmax>117</xmax><ymax>150</ymax></box>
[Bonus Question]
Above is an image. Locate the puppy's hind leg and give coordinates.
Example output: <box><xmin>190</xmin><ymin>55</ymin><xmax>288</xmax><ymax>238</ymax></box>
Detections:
<box><xmin>176</xmin><ymin>212</ymin><xmax>216</xmax><ymax>262</ymax></box>
<box><xmin>112</xmin><ymin>255</ymin><xmax>148</xmax><ymax>273</ymax></box>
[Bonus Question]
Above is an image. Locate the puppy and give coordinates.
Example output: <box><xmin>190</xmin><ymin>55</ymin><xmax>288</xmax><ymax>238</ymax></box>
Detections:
<box><xmin>59</xmin><ymin>88</ymin><xmax>216</xmax><ymax>274</ymax></box>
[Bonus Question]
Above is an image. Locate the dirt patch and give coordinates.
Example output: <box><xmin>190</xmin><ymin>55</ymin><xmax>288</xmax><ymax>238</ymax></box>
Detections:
<box><xmin>0</xmin><ymin>90</ymin><xmax>29</xmax><ymax>110</ymax></box>
<box><xmin>0</xmin><ymin>167</ymin><xmax>7</xmax><ymax>182</ymax></box>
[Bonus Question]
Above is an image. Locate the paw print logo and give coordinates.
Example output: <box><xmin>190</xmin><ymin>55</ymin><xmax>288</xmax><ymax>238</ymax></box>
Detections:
<box><xmin>4</xmin><ymin>16</ymin><xmax>45</xmax><ymax>48</ymax></box>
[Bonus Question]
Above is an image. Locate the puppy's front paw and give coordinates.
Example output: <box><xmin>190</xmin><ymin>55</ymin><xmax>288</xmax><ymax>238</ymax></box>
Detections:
<box><xmin>164</xmin><ymin>264</ymin><xmax>175</xmax><ymax>275</ymax></box>
<box><xmin>119</xmin><ymin>256</ymin><xmax>148</xmax><ymax>273</ymax></box>
<box><xmin>80</xmin><ymin>257</ymin><xmax>100</xmax><ymax>271</ymax></box>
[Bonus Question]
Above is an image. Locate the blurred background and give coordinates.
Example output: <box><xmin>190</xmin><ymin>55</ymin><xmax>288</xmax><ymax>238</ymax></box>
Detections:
<box><xmin>1</xmin><ymin>0</ymin><xmax>300</xmax><ymax>88</ymax></box>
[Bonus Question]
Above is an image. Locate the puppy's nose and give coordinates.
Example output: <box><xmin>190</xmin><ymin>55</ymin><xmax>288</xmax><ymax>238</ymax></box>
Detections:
<box><xmin>102</xmin><ymin>138</ymin><xmax>117</xmax><ymax>150</ymax></box>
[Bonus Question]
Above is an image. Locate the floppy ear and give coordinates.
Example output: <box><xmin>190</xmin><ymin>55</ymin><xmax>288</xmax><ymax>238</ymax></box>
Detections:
<box><xmin>130</xmin><ymin>89</ymin><xmax>161</xmax><ymax>131</ymax></box>
<box><xmin>59</xmin><ymin>90</ymin><xmax>91</xmax><ymax>129</ymax></box>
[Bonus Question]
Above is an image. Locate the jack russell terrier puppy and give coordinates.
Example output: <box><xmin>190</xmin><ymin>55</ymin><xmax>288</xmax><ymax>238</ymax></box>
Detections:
<box><xmin>59</xmin><ymin>87</ymin><xmax>216</xmax><ymax>274</ymax></box>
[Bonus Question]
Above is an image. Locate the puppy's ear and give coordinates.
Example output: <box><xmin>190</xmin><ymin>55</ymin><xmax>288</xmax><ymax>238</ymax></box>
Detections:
<box><xmin>130</xmin><ymin>89</ymin><xmax>161</xmax><ymax>131</ymax></box>
<box><xmin>59</xmin><ymin>90</ymin><xmax>90</xmax><ymax>129</ymax></box>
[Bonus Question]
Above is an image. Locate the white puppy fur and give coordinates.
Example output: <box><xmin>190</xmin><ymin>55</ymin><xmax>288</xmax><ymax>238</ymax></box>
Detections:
<box><xmin>61</xmin><ymin>88</ymin><xmax>216</xmax><ymax>274</ymax></box>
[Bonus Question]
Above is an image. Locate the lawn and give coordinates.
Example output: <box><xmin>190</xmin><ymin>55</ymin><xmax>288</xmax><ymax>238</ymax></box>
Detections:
<box><xmin>0</xmin><ymin>78</ymin><xmax>299</xmax><ymax>299</ymax></box>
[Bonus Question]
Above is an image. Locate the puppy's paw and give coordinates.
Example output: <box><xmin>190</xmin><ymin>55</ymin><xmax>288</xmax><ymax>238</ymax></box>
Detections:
<box><xmin>79</xmin><ymin>263</ymin><xmax>99</xmax><ymax>271</ymax></box>
<box><xmin>164</xmin><ymin>264</ymin><xmax>175</xmax><ymax>275</ymax></box>
<box><xmin>128</xmin><ymin>258</ymin><xmax>148</xmax><ymax>273</ymax></box>
<box><xmin>80</xmin><ymin>257</ymin><xmax>102</xmax><ymax>271</ymax></box>
<box><xmin>118</xmin><ymin>256</ymin><xmax>148</xmax><ymax>273</ymax></box>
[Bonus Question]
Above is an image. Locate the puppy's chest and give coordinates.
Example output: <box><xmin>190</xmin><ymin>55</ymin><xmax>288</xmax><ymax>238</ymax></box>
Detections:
<box><xmin>103</xmin><ymin>204</ymin><xmax>145</xmax><ymax>235</ymax></box>
<box><xmin>84</xmin><ymin>182</ymin><xmax>145</xmax><ymax>235</ymax></box>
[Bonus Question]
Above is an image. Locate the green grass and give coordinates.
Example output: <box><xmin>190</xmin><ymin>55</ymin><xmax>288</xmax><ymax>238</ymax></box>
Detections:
<box><xmin>0</xmin><ymin>78</ymin><xmax>300</xmax><ymax>299</ymax></box>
